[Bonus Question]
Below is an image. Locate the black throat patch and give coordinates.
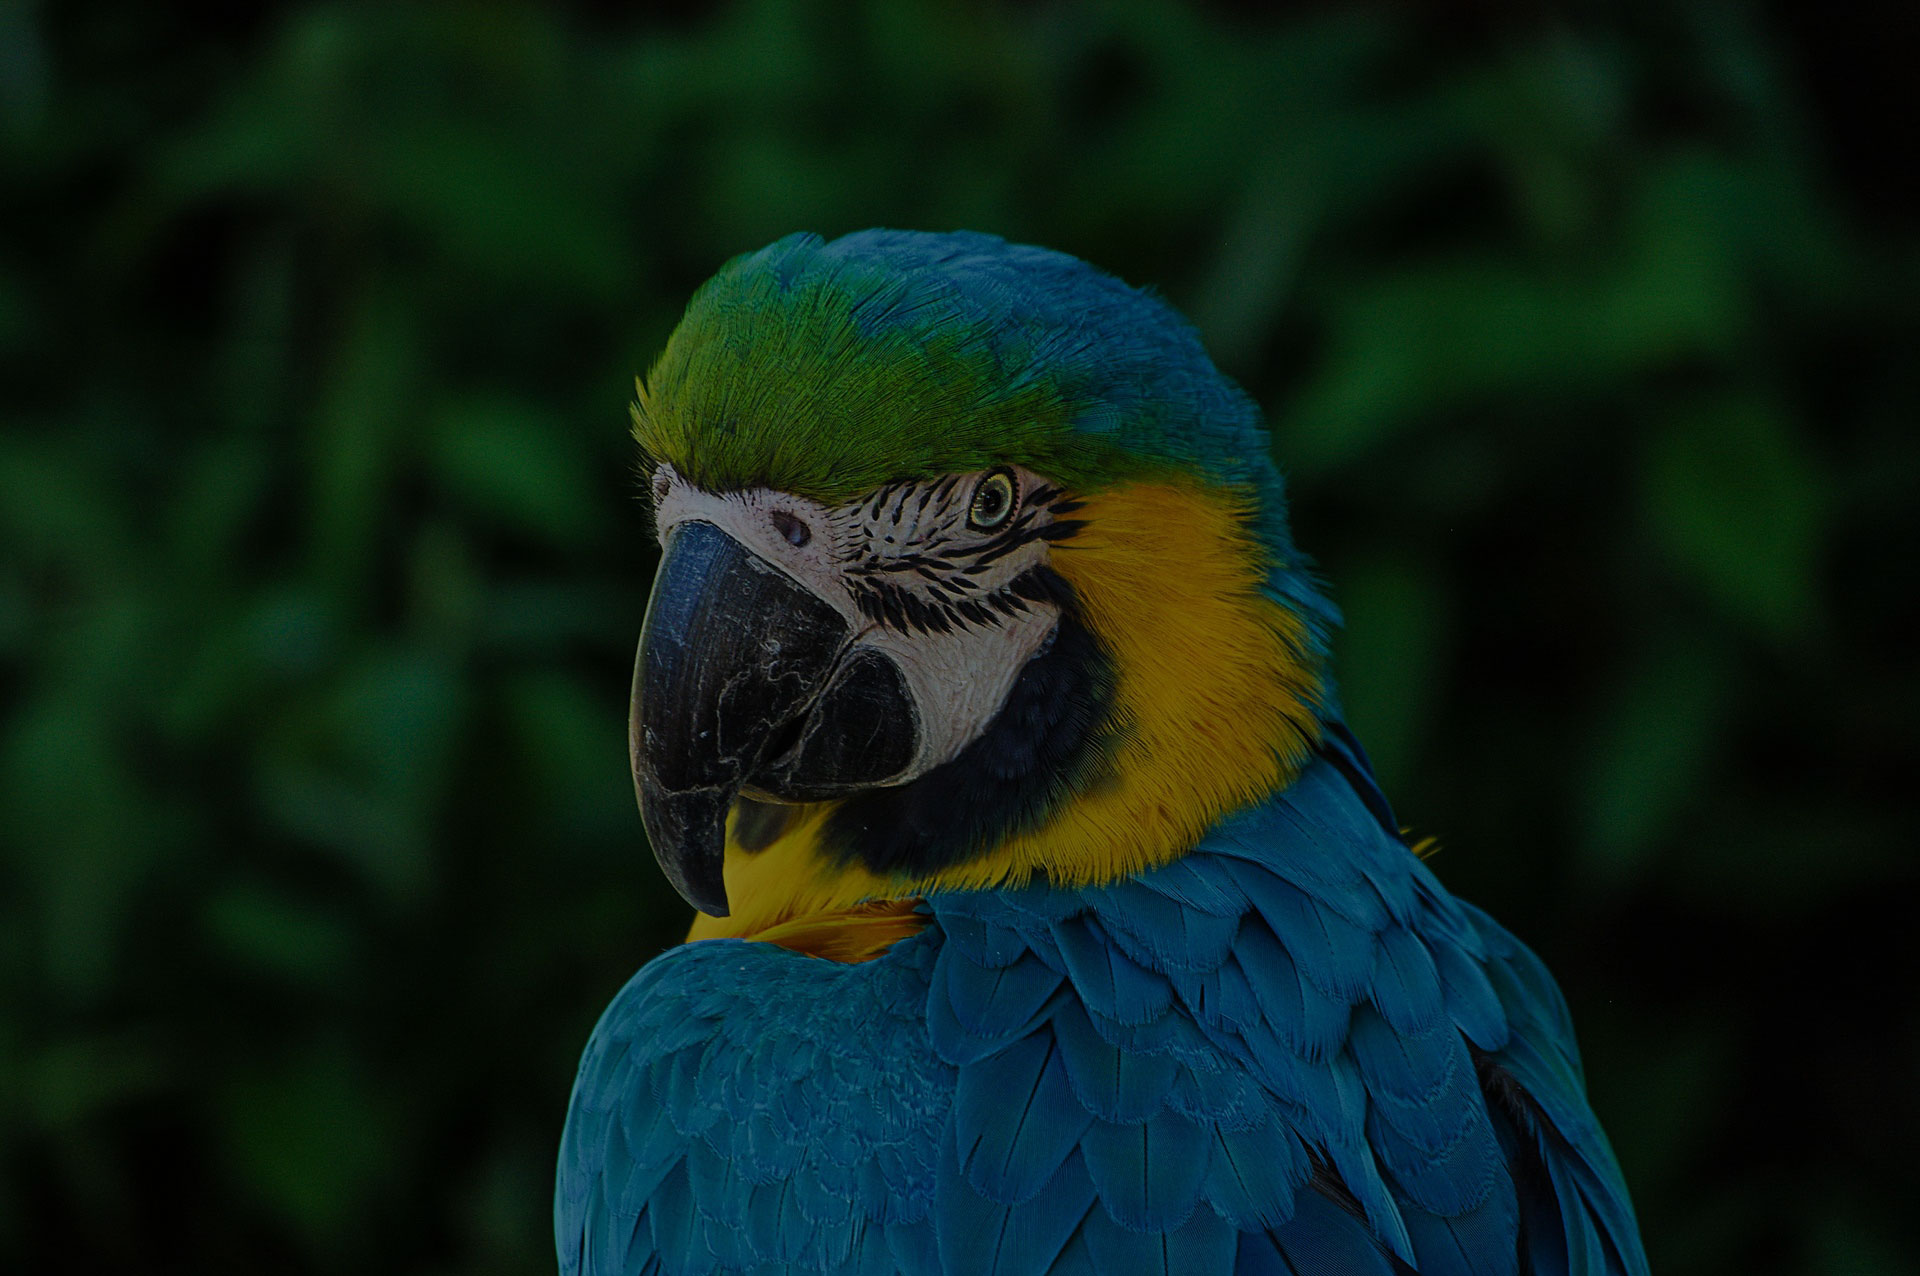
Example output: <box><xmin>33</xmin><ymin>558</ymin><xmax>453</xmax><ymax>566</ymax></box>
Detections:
<box><xmin>820</xmin><ymin>567</ymin><xmax>1116</xmax><ymax>878</ymax></box>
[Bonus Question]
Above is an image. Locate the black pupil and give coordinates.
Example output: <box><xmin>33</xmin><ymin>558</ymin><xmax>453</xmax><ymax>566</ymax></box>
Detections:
<box><xmin>976</xmin><ymin>481</ymin><xmax>1006</xmax><ymax>522</ymax></box>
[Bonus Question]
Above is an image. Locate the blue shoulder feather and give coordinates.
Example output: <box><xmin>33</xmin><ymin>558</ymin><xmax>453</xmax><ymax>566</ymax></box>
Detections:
<box><xmin>556</xmin><ymin>933</ymin><xmax>952</xmax><ymax>1275</ymax></box>
<box><xmin>558</xmin><ymin>745</ymin><xmax>1646</xmax><ymax>1275</ymax></box>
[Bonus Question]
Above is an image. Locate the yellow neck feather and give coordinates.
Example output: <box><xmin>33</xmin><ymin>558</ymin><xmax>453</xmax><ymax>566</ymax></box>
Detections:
<box><xmin>686</xmin><ymin>478</ymin><xmax>1324</xmax><ymax>949</ymax></box>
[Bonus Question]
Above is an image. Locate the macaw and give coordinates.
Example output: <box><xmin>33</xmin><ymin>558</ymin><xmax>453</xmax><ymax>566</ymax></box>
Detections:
<box><xmin>555</xmin><ymin>230</ymin><xmax>1647</xmax><ymax>1276</ymax></box>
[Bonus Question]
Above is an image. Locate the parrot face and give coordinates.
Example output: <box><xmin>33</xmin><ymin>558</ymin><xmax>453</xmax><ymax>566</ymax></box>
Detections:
<box><xmin>617</xmin><ymin>231</ymin><xmax>1334</xmax><ymax>941</ymax></box>
<box><xmin>633</xmin><ymin>461</ymin><xmax>1079</xmax><ymax>915</ymax></box>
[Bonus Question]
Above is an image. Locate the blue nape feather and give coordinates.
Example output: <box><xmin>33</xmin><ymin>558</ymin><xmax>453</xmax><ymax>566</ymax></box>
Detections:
<box><xmin>557</xmin><ymin>741</ymin><xmax>1647</xmax><ymax>1275</ymax></box>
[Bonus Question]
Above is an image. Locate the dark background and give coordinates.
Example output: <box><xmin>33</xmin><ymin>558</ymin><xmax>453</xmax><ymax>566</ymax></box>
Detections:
<box><xmin>3</xmin><ymin>1</ymin><xmax>1915</xmax><ymax>1272</ymax></box>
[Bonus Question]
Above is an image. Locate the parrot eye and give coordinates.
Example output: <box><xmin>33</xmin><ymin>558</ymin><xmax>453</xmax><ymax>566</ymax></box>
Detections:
<box><xmin>967</xmin><ymin>469</ymin><xmax>1017</xmax><ymax>531</ymax></box>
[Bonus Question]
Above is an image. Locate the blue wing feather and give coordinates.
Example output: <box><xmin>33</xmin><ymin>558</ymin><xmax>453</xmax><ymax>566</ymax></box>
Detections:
<box><xmin>1204</xmin><ymin>1112</ymin><xmax>1311</xmax><ymax>1230</ymax></box>
<box><xmin>1047</xmin><ymin>994</ymin><xmax>1179</xmax><ymax>1125</ymax></box>
<box><xmin>934</xmin><ymin>1140</ymin><xmax>1096</xmax><ymax>1276</ymax></box>
<box><xmin>1052</xmin><ymin>914</ymin><xmax>1173</xmax><ymax>1026</ymax></box>
<box><xmin>558</xmin><ymin>748</ymin><xmax>1646</xmax><ymax>1275</ymax></box>
<box><xmin>956</xmin><ymin>1033</ymin><xmax>1092</xmax><ymax>1204</ymax></box>
<box><xmin>1078</xmin><ymin>1107</ymin><xmax>1212</xmax><ymax>1231</ymax></box>
<box><xmin>1077</xmin><ymin>1193</ymin><xmax>1238</xmax><ymax>1274</ymax></box>
<box><xmin>1252</xmin><ymin>1187</ymin><xmax>1414</xmax><ymax>1276</ymax></box>
<box><xmin>557</xmin><ymin>933</ymin><xmax>953</xmax><ymax>1275</ymax></box>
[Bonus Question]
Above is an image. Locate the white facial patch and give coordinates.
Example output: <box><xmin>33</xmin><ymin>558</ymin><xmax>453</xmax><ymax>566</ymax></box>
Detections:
<box><xmin>649</xmin><ymin>463</ymin><xmax>1074</xmax><ymax>784</ymax></box>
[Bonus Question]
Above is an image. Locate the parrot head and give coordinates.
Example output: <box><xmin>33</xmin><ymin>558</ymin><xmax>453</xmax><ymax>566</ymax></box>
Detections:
<box><xmin>629</xmin><ymin>230</ymin><xmax>1335</xmax><ymax>941</ymax></box>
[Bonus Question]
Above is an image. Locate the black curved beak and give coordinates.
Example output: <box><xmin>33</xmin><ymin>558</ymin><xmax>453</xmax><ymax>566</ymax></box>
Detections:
<box><xmin>630</xmin><ymin>520</ymin><xmax>916</xmax><ymax>915</ymax></box>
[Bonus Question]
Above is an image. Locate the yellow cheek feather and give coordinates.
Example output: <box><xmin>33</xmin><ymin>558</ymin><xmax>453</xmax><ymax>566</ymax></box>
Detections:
<box><xmin>685</xmin><ymin>478</ymin><xmax>1325</xmax><ymax>954</ymax></box>
<box><xmin>982</xmin><ymin>479</ymin><xmax>1325</xmax><ymax>884</ymax></box>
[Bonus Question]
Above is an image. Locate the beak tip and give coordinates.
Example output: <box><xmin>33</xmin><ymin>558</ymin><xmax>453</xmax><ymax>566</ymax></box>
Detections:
<box><xmin>636</xmin><ymin>772</ymin><xmax>733</xmax><ymax>917</ymax></box>
<box><xmin>680</xmin><ymin>857</ymin><xmax>731</xmax><ymax>918</ymax></box>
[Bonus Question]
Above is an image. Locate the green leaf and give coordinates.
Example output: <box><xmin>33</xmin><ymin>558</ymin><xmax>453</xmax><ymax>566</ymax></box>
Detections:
<box><xmin>1580</xmin><ymin>637</ymin><xmax>1729</xmax><ymax>881</ymax></box>
<box><xmin>219</xmin><ymin>1047</ymin><xmax>392</xmax><ymax>1243</ymax></box>
<box><xmin>504</xmin><ymin>670</ymin><xmax>631</xmax><ymax>836</ymax></box>
<box><xmin>203</xmin><ymin>884</ymin><xmax>360</xmax><ymax>989</ymax></box>
<box><xmin>430</xmin><ymin>397</ymin><xmax>603</xmax><ymax>549</ymax></box>
<box><xmin>360</xmin><ymin>118</ymin><xmax>636</xmax><ymax>300</ymax></box>
<box><xmin>2</xmin><ymin>697</ymin><xmax>161</xmax><ymax>1001</ymax></box>
<box><xmin>1645</xmin><ymin>392</ymin><xmax>1825</xmax><ymax>640</ymax></box>
<box><xmin>24</xmin><ymin>1033</ymin><xmax>170</xmax><ymax>1130</ymax></box>
<box><xmin>307</xmin><ymin>290</ymin><xmax>420</xmax><ymax>614</ymax></box>
<box><xmin>254</xmin><ymin>648</ymin><xmax>466</xmax><ymax>903</ymax></box>
<box><xmin>1331</xmin><ymin>553</ymin><xmax>1448</xmax><ymax>793</ymax></box>
<box><xmin>0</xmin><ymin>439</ymin><xmax>131</xmax><ymax>574</ymax></box>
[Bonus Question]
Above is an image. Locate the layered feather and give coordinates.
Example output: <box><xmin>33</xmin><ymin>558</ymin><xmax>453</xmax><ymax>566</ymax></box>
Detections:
<box><xmin>556</xmin><ymin>748</ymin><xmax>1648</xmax><ymax>1275</ymax></box>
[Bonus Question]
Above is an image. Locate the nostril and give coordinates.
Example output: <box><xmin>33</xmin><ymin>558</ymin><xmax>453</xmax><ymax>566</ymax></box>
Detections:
<box><xmin>771</xmin><ymin>510</ymin><xmax>812</xmax><ymax>548</ymax></box>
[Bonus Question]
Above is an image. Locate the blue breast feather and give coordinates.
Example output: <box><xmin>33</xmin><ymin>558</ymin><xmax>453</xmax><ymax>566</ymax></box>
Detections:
<box><xmin>556</xmin><ymin>739</ymin><xmax>1649</xmax><ymax>1276</ymax></box>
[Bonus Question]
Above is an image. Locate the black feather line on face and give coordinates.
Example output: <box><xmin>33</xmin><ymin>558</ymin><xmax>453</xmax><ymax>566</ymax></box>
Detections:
<box><xmin>851</xmin><ymin>565</ymin><xmax>1063</xmax><ymax>637</ymax></box>
<box><xmin>964</xmin><ymin>513</ymin><xmax>1042</xmax><ymax>569</ymax></box>
<box><xmin>825</xmin><ymin>567</ymin><xmax>1114</xmax><ymax>877</ymax></box>
<box><xmin>840</xmin><ymin>479</ymin><xmax>1086</xmax><ymax>635</ymax></box>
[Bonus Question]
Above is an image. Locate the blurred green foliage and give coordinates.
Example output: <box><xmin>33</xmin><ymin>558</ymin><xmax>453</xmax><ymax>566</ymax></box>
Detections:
<box><xmin>2</xmin><ymin>1</ymin><xmax>1915</xmax><ymax>1273</ymax></box>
